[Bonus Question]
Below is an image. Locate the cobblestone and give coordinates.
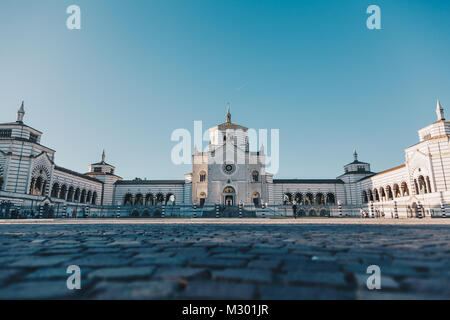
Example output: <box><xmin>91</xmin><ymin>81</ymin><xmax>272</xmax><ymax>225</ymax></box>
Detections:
<box><xmin>0</xmin><ymin>219</ymin><xmax>449</xmax><ymax>299</ymax></box>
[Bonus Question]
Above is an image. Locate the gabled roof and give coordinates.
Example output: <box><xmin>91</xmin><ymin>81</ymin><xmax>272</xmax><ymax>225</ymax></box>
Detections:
<box><xmin>273</xmin><ymin>179</ymin><xmax>344</xmax><ymax>184</ymax></box>
<box><xmin>115</xmin><ymin>180</ymin><xmax>185</xmax><ymax>185</ymax></box>
<box><xmin>358</xmin><ymin>164</ymin><xmax>406</xmax><ymax>182</ymax></box>
<box><xmin>54</xmin><ymin>165</ymin><xmax>103</xmax><ymax>184</ymax></box>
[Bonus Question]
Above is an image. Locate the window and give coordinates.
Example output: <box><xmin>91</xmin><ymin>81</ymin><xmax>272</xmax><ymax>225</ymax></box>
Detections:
<box><xmin>252</xmin><ymin>171</ymin><xmax>259</xmax><ymax>182</ymax></box>
<box><xmin>199</xmin><ymin>171</ymin><xmax>206</xmax><ymax>182</ymax></box>
<box><xmin>357</xmin><ymin>166</ymin><xmax>365</xmax><ymax>172</ymax></box>
<box><xmin>94</xmin><ymin>167</ymin><xmax>102</xmax><ymax>172</ymax></box>
<box><xmin>0</xmin><ymin>129</ymin><xmax>12</xmax><ymax>138</ymax></box>
<box><xmin>29</xmin><ymin>133</ymin><xmax>38</xmax><ymax>143</ymax></box>
<box><xmin>110</xmin><ymin>169</ymin><xmax>114</xmax><ymax>174</ymax></box>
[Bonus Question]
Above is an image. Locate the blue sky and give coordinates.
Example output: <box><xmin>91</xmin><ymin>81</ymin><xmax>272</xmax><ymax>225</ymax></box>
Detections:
<box><xmin>1</xmin><ymin>0</ymin><xmax>450</xmax><ymax>179</ymax></box>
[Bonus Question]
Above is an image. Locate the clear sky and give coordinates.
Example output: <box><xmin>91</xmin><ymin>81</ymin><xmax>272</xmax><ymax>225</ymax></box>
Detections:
<box><xmin>1</xmin><ymin>0</ymin><xmax>449</xmax><ymax>180</ymax></box>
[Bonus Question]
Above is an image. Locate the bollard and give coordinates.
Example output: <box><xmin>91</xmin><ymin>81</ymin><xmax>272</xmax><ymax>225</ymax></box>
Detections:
<box><xmin>216</xmin><ymin>204</ymin><xmax>219</xmax><ymax>218</ymax></box>
<box><xmin>162</xmin><ymin>205</ymin><xmax>166</xmax><ymax>218</ymax></box>
<box><xmin>39</xmin><ymin>205</ymin><xmax>43</xmax><ymax>219</ymax></box>
<box><xmin>193</xmin><ymin>204</ymin><xmax>197</xmax><ymax>218</ymax></box>
<box><xmin>85</xmin><ymin>206</ymin><xmax>90</xmax><ymax>218</ymax></box>
<box><xmin>239</xmin><ymin>203</ymin><xmax>242</xmax><ymax>218</ymax></box>
<box><xmin>62</xmin><ymin>205</ymin><xmax>67</xmax><ymax>218</ymax></box>
<box><xmin>116</xmin><ymin>205</ymin><xmax>120</xmax><ymax>219</ymax></box>
<box><xmin>394</xmin><ymin>201</ymin><xmax>399</xmax><ymax>219</ymax></box>
<box><xmin>338</xmin><ymin>202</ymin><xmax>342</xmax><ymax>217</ymax></box>
<box><xmin>417</xmin><ymin>203</ymin><xmax>423</xmax><ymax>218</ymax></box>
<box><xmin>441</xmin><ymin>202</ymin><xmax>446</xmax><ymax>218</ymax></box>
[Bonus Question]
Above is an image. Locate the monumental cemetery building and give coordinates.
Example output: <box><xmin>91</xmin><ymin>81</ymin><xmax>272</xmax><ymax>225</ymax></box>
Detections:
<box><xmin>0</xmin><ymin>100</ymin><xmax>449</xmax><ymax>218</ymax></box>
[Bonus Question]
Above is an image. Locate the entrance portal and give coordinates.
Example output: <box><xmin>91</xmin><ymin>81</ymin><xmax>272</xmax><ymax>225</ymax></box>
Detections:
<box><xmin>223</xmin><ymin>186</ymin><xmax>236</xmax><ymax>206</ymax></box>
<box><xmin>225</xmin><ymin>195</ymin><xmax>234</xmax><ymax>206</ymax></box>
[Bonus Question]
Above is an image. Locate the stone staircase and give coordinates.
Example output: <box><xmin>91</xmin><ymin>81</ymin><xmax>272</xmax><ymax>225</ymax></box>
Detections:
<box><xmin>201</xmin><ymin>205</ymin><xmax>256</xmax><ymax>218</ymax></box>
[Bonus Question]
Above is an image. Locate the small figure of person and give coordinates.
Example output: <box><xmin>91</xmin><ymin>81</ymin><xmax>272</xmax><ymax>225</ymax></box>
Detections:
<box><xmin>292</xmin><ymin>201</ymin><xmax>297</xmax><ymax>219</ymax></box>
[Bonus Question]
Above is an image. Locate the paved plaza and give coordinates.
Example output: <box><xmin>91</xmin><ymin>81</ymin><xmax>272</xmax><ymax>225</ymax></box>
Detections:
<box><xmin>0</xmin><ymin>218</ymin><xmax>449</xmax><ymax>299</ymax></box>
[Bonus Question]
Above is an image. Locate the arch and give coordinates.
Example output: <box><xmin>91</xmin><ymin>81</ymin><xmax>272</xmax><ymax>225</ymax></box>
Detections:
<box><xmin>134</xmin><ymin>193</ymin><xmax>144</xmax><ymax>206</ymax></box>
<box><xmin>252</xmin><ymin>170</ymin><xmax>259</xmax><ymax>182</ymax></box>
<box><xmin>156</xmin><ymin>193</ymin><xmax>165</xmax><ymax>205</ymax></box>
<box><xmin>414</xmin><ymin>179</ymin><xmax>419</xmax><ymax>194</ymax></box>
<box><xmin>368</xmin><ymin>190</ymin><xmax>374</xmax><ymax>202</ymax></box>
<box><xmin>305</xmin><ymin>193</ymin><xmax>314</xmax><ymax>205</ymax></box>
<box><xmin>142</xmin><ymin>210</ymin><xmax>150</xmax><ymax>217</ymax></box>
<box><xmin>86</xmin><ymin>190</ymin><xmax>92</xmax><ymax>203</ymax></box>
<box><xmin>426</xmin><ymin>176</ymin><xmax>432</xmax><ymax>193</ymax></box>
<box><xmin>59</xmin><ymin>185</ymin><xmax>67</xmax><ymax>200</ymax></box>
<box><xmin>362</xmin><ymin>190</ymin><xmax>368</xmax><ymax>203</ymax></box>
<box><xmin>91</xmin><ymin>191</ymin><xmax>98</xmax><ymax>205</ymax></box>
<box><xmin>30</xmin><ymin>176</ymin><xmax>43</xmax><ymax>195</ymax></box>
<box><xmin>51</xmin><ymin>183</ymin><xmax>59</xmax><ymax>198</ymax></box>
<box><xmin>379</xmin><ymin>187</ymin><xmax>386</xmax><ymax>201</ymax></box>
<box><xmin>326</xmin><ymin>193</ymin><xmax>336</xmax><ymax>205</ymax></box>
<box><xmin>309</xmin><ymin>209</ymin><xmax>317</xmax><ymax>216</ymax></box>
<box><xmin>315</xmin><ymin>193</ymin><xmax>325</xmax><ymax>205</ymax></box>
<box><xmin>145</xmin><ymin>193</ymin><xmax>154</xmax><ymax>206</ymax></box>
<box><xmin>386</xmin><ymin>186</ymin><xmax>393</xmax><ymax>201</ymax></box>
<box><xmin>401</xmin><ymin>182</ymin><xmax>409</xmax><ymax>196</ymax></box>
<box><xmin>223</xmin><ymin>186</ymin><xmax>235</xmax><ymax>194</ymax></box>
<box><xmin>418</xmin><ymin>176</ymin><xmax>427</xmax><ymax>194</ymax></box>
<box><xmin>166</xmin><ymin>193</ymin><xmax>175</xmax><ymax>205</ymax></box>
<box><xmin>320</xmin><ymin>209</ymin><xmax>330</xmax><ymax>217</ymax></box>
<box><xmin>74</xmin><ymin>188</ymin><xmax>81</xmax><ymax>202</ymax></box>
<box><xmin>283</xmin><ymin>193</ymin><xmax>292</xmax><ymax>205</ymax></box>
<box><xmin>223</xmin><ymin>186</ymin><xmax>235</xmax><ymax>206</ymax></box>
<box><xmin>393</xmin><ymin>184</ymin><xmax>401</xmax><ymax>198</ymax></box>
<box><xmin>294</xmin><ymin>193</ymin><xmax>303</xmax><ymax>204</ymax></box>
<box><xmin>29</xmin><ymin>165</ymin><xmax>50</xmax><ymax>196</ymax></box>
<box><xmin>199</xmin><ymin>171</ymin><xmax>206</xmax><ymax>182</ymax></box>
<box><xmin>374</xmin><ymin>189</ymin><xmax>380</xmax><ymax>202</ymax></box>
<box><xmin>131</xmin><ymin>209</ymin><xmax>139</xmax><ymax>217</ymax></box>
<box><xmin>199</xmin><ymin>192</ymin><xmax>206</xmax><ymax>207</ymax></box>
<box><xmin>124</xmin><ymin>193</ymin><xmax>133</xmax><ymax>206</ymax></box>
<box><xmin>80</xmin><ymin>189</ymin><xmax>87</xmax><ymax>204</ymax></box>
<box><xmin>252</xmin><ymin>192</ymin><xmax>260</xmax><ymax>207</ymax></box>
<box><xmin>67</xmin><ymin>186</ymin><xmax>75</xmax><ymax>202</ymax></box>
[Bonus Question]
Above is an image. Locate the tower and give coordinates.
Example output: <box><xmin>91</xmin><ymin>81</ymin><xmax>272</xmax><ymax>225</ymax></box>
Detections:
<box><xmin>226</xmin><ymin>103</ymin><xmax>231</xmax><ymax>123</ymax></box>
<box><xmin>17</xmin><ymin>101</ymin><xmax>25</xmax><ymax>123</ymax></box>
<box><xmin>436</xmin><ymin>99</ymin><xmax>445</xmax><ymax>121</ymax></box>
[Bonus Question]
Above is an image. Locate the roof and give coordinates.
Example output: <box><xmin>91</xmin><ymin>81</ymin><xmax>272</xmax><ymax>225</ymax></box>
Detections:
<box><xmin>358</xmin><ymin>164</ymin><xmax>406</xmax><ymax>181</ymax></box>
<box><xmin>344</xmin><ymin>160</ymin><xmax>370</xmax><ymax>166</ymax></box>
<box><xmin>0</xmin><ymin>121</ymin><xmax>43</xmax><ymax>134</ymax></box>
<box><xmin>5</xmin><ymin>137</ymin><xmax>56</xmax><ymax>153</ymax></box>
<box><xmin>90</xmin><ymin>161</ymin><xmax>115</xmax><ymax>167</ymax></box>
<box><xmin>115</xmin><ymin>180</ymin><xmax>185</xmax><ymax>185</ymax></box>
<box><xmin>54</xmin><ymin>166</ymin><xmax>103</xmax><ymax>184</ymax></box>
<box><xmin>85</xmin><ymin>171</ymin><xmax>122</xmax><ymax>179</ymax></box>
<box><xmin>273</xmin><ymin>179</ymin><xmax>344</xmax><ymax>184</ymax></box>
<box><xmin>212</xmin><ymin>121</ymin><xmax>248</xmax><ymax>131</ymax></box>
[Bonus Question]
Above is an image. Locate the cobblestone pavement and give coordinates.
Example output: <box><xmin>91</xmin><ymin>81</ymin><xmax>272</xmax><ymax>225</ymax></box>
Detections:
<box><xmin>0</xmin><ymin>218</ymin><xmax>449</xmax><ymax>299</ymax></box>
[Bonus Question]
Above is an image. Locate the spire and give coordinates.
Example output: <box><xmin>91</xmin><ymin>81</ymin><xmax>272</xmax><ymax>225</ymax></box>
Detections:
<box><xmin>17</xmin><ymin>101</ymin><xmax>25</xmax><ymax>123</ymax></box>
<box><xmin>226</xmin><ymin>103</ymin><xmax>231</xmax><ymax>123</ymax></box>
<box><xmin>436</xmin><ymin>98</ymin><xmax>445</xmax><ymax>121</ymax></box>
<box><xmin>101</xmin><ymin>150</ymin><xmax>106</xmax><ymax>163</ymax></box>
<box><xmin>353</xmin><ymin>149</ymin><xmax>358</xmax><ymax>161</ymax></box>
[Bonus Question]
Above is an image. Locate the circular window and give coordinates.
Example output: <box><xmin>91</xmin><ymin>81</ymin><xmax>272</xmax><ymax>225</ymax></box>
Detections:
<box><xmin>222</xmin><ymin>163</ymin><xmax>236</xmax><ymax>175</ymax></box>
